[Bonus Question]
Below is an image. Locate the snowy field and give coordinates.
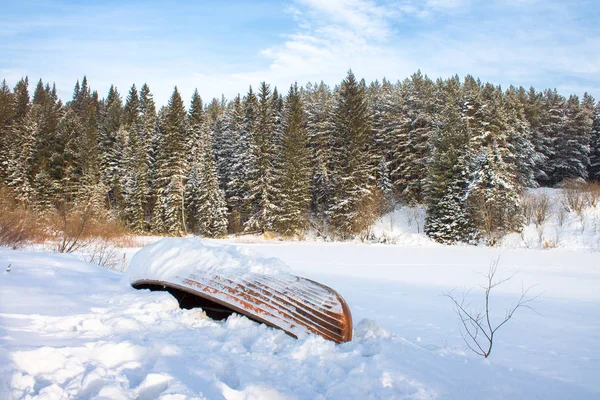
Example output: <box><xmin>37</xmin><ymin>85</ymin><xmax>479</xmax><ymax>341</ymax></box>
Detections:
<box><xmin>1</xmin><ymin>238</ymin><xmax>599</xmax><ymax>399</ymax></box>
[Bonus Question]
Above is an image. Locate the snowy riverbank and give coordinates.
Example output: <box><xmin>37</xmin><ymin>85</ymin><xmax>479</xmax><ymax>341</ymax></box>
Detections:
<box><xmin>1</xmin><ymin>240</ymin><xmax>599</xmax><ymax>399</ymax></box>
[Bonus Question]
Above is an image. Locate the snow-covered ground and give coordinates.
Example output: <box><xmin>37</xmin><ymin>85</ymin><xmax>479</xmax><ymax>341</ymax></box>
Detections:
<box><xmin>1</xmin><ymin>239</ymin><xmax>599</xmax><ymax>399</ymax></box>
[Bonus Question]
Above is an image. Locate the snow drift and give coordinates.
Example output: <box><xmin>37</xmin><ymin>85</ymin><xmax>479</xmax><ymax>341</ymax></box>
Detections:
<box><xmin>126</xmin><ymin>238</ymin><xmax>291</xmax><ymax>283</ymax></box>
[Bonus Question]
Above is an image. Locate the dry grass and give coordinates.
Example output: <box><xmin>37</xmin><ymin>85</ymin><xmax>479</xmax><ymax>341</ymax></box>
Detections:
<box><xmin>0</xmin><ymin>187</ymin><xmax>48</xmax><ymax>248</ymax></box>
<box><xmin>0</xmin><ymin>184</ymin><xmax>133</xmax><ymax>252</ymax></box>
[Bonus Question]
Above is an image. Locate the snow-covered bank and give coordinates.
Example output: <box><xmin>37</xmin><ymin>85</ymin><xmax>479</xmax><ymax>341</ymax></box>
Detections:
<box><xmin>1</xmin><ymin>241</ymin><xmax>599</xmax><ymax>399</ymax></box>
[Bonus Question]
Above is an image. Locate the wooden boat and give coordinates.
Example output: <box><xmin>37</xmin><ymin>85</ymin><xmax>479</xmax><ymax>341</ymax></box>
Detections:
<box><xmin>132</xmin><ymin>271</ymin><xmax>353</xmax><ymax>343</ymax></box>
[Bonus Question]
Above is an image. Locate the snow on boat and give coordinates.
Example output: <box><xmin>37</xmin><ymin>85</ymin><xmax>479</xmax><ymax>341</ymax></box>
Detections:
<box><xmin>127</xmin><ymin>239</ymin><xmax>353</xmax><ymax>343</ymax></box>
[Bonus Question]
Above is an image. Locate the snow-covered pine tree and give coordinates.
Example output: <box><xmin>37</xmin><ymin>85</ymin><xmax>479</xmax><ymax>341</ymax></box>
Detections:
<box><xmin>122</xmin><ymin>84</ymin><xmax>140</xmax><ymax>127</ymax></box>
<box><xmin>226</xmin><ymin>90</ymin><xmax>256</xmax><ymax>231</ymax></box>
<box><xmin>328</xmin><ymin>71</ymin><xmax>376</xmax><ymax>238</ymax></box>
<box><xmin>1</xmin><ymin>78</ymin><xmax>29</xmax><ymax>181</ymax></box>
<box><xmin>30</xmin><ymin>79</ymin><xmax>63</xmax><ymax>211</ymax></box>
<box><xmin>465</xmin><ymin>83</ymin><xmax>522</xmax><ymax>243</ymax></box>
<box><xmin>272</xmin><ymin>83</ymin><xmax>311</xmax><ymax>237</ymax></box>
<box><xmin>523</xmin><ymin>87</ymin><xmax>552</xmax><ymax>183</ymax></box>
<box><xmin>551</xmin><ymin>95</ymin><xmax>592</xmax><ymax>183</ymax></box>
<box><xmin>162</xmin><ymin>87</ymin><xmax>188</xmax><ymax>235</ymax></box>
<box><xmin>536</xmin><ymin>89</ymin><xmax>566</xmax><ymax>185</ymax></box>
<box><xmin>139</xmin><ymin>83</ymin><xmax>157</xmax><ymax>228</ymax></box>
<box><xmin>371</xmin><ymin>78</ymin><xmax>407</xmax><ymax>206</ymax></box>
<box><xmin>121</xmin><ymin>84</ymin><xmax>149</xmax><ymax>232</ymax></box>
<box><xmin>5</xmin><ymin>105</ymin><xmax>38</xmax><ymax>206</ymax></box>
<box><xmin>99</xmin><ymin>85</ymin><xmax>124</xmax><ymax>212</ymax></box>
<box><xmin>424</xmin><ymin>85</ymin><xmax>475</xmax><ymax>244</ymax></box>
<box><xmin>196</xmin><ymin>134</ymin><xmax>228</xmax><ymax>238</ymax></box>
<box><xmin>0</xmin><ymin>79</ymin><xmax>14</xmax><ymax>181</ymax></box>
<box><xmin>214</xmin><ymin>95</ymin><xmax>242</xmax><ymax>200</ymax></box>
<box><xmin>184</xmin><ymin>89</ymin><xmax>206</xmax><ymax>233</ymax></box>
<box><xmin>303</xmin><ymin>81</ymin><xmax>335</xmax><ymax>234</ymax></box>
<box><xmin>588</xmin><ymin>96</ymin><xmax>600</xmax><ymax>181</ymax></box>
<box><xmin>503</xmin><ymin>86</ymin><xmax>539</xmax><ymax>188</ymax></box>
<box><xmin>244</xmin><ymin>82</ymin><xmax>279</xmax><ymax>233</ymax></box>
<box><xmin>149</xmin><ymin>107</ymin><xmax>168</xmax><ymax>233</ymax></box>
<box><xmin>392</xmin><ymin>71</ymin><xmax>435</xmax><ymax>204</ymax></box>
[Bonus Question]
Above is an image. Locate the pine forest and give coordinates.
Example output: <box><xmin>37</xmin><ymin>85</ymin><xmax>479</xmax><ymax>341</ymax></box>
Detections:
<box><xmin>1</xmin><ymin>70</ymin><xmax>599</xmax><ymax>244</ymax></box>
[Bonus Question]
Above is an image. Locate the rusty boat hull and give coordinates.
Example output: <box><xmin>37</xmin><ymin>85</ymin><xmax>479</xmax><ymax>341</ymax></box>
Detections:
<box><xmin>132</xmin><ymin>272</ymin><xmax>352</xmax><ymax>343</ymax></box>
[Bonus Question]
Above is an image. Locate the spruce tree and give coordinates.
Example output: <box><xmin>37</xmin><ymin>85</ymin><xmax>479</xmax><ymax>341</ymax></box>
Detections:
<box><xmin>465</xmin><ymin>83</ymin><xmax>522</xmax><ymax>243</ymax></box>
<box><xmin>196</xmin><ymin>137</ymin><xmax>228</xmax><ymax>237</ymax></box>
<box><xmin>99</xmin><ymin>85</ymin><xmax>124</xmax><ymax>211</ymax></box>
<box><xmin>304</xmin><ymin>81</ymin><xmax>335</xmax><ymax>233</ymax></box>
<box><xmin>329</xmin><ymin>70</ymin><xmax>376</xmax><ymax>238</ymax></box>
<box><xmin>588</xmin><ymin>98</ymin><xmax>600</xmax><ymax>181</ymax></box>
<box><xmin>273</xmin><ymin>83</ymin><xmax>311</xmax><ymax>236</ymax></box>
<box><xmin>244</xmin><ymin>81</ymin><xmax>279</xmax><ymax>233</ymax></box>
<box><xmin>425</xmin><ymin>93</ymin><xmax>475</xmax><ymax>244</ymax></box>
<box><xmin>0</xmin><ymin>80</ymin><xmax>14</xmax><ymax>181</ymax></box>
<box><xmin>139</xmin><ymin>83</ymin><xmax>157</xmax><ymax>227</ymax></box>
<box><xmin>393</xmin><ymin>71</ymin><xmax>435</xmax><ymax>203</ymax></box>
<box><xmin>161</xmin><ymin>87</ymin><xmax>188</xmax><ymax>235</ymax></box>
<box><xmin>121</xmin><ymin>84</ymin><xmax>148</xmax><ymax>231</ymax></box>
<box><xmin>184</xmin><ymin>89</ymin><xmax>206</xmax><ymax>233</ymax></box>
<box><xmin>227</xmin><ymin>87</ymin><xmax>257</xmax><ymax>230</ymax></box>
<box><xmin>552</xmin><ymin>95</ymin><xmax>592</xmax><ymax>182</ymax></box>
<box><xmin>6</xmin><ymin>106</ymin><xmax>38</xmax><ymax>206</ymax></box>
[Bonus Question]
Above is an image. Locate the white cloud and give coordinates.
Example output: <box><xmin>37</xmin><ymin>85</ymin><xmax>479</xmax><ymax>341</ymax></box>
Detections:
<box><xmin>1</xmin><ymin>0</ymin><xmax>598</xmax><ymax>104</ymax></box>
<box><xmin>230</xmin><ymin>0</ymin><xmax>600</xmax><ymax>100</ymax></box>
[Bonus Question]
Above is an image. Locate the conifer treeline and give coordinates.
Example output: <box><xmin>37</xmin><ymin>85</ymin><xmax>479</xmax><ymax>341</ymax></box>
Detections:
<box><xmin>1</xmin><ymin>71</ymin><xmax>599</xmax><ymax>243</ymax></box>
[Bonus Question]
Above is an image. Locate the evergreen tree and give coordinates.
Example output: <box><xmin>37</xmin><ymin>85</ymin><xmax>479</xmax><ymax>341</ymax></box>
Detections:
<box><xmin>5</xmin><ymin>106</ymin><xmax>38</xmax><ymax>205</ymax></box>
<box><xmin>139</xmin><ymin>83</ymin><xmax>157</xmax><ymax>227</ymax></box>
<box><xmin>552</xmin><ymin>95</ymin><xmax>592</xmax><ymax>182</ymax></box>
<box><xmin>122</xmin><ymin>84</ymin><xmax>140</xmax><ymax>127</ymax></box>
<box><xmin>244</xmin><ymin>82</ymin><xmax>279</xmax><ymax>233</ymax></box>
<box><xmin>184</xmin><ymin>89</ymin><xmax>206</xmax><ymax>233</ymax></box>
<box><xmin>0</xmin><ymin>80</ymin><xmax>15</xmax><ymax>181</ymax></box>
<box><xmin>465</xmin><ymin>83</ymin><xmax>522</xmax><ymax>243</ymax></box>
<box><xmin>504</xmin><ymin>86</ymin><xmax>539</xmax><ymax>188</ymax></box>
<box><xmin>425</xmin><ymin>93</ymin><xmax>475</xmax><ymax>244</ymax></box>
<box><xmin>196</xmin><ymin>139</ymin><xmax>228</xmax><ymax>237</ymax></box>
<box><xmin>99</xmin><ymin>85</ymin><xmax>124</xmax><ymax>211</ymax></box>
<box><xmin>393</xmin><ymin>71</ymin><xmax>435</xmax><ymax>203</ymax></box>
<box><xmin>121</xmin><ymin>84</ymin><xmax>148</xmax><ymax>231</ymax></box>
<box><xmin>226</xmin><ymin>87</ymin><xmax>257</xmax><ymax>230</ymax></box>
<box><xmin>328</xmin><ymin>71</ymin><xmax>376</xmax><ymax>238</ymax></box>
<box><xmin>159</xmin><ymin>87</ymin><xmax>188</xmax><ymax>235</ymax></box>
<box><xmin>588</xmin><ymin>98</ymin><xmax>600</xmax><ymax>181</ymax></box>
<box><xmin>304</xmin><ymin>81</ymin><xmax>335</xmax><ymax>232</ymax></box>
<box><xmin>273</xmin><ymin>83</ymin><xmax>312</xmax><ymax>236</ymax></box>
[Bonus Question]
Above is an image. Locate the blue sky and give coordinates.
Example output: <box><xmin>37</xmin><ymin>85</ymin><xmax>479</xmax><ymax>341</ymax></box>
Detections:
<box><xmin>1</xmin><ymin>0</ymin><xmax>599</xmax><ymax>105</ymax></box>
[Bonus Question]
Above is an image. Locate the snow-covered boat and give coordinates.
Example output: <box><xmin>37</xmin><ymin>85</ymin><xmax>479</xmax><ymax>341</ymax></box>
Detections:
<box><xmin>128</xmin><ymin>239</ymin><xmax>353</xmax><ymax>343</ymax></box>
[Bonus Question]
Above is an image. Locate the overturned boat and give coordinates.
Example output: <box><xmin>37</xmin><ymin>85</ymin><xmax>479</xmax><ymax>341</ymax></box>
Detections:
<box><xmin>128</xmin><ymin>239</ymin><xmax>352</xmax><ymax>343</ymax></box>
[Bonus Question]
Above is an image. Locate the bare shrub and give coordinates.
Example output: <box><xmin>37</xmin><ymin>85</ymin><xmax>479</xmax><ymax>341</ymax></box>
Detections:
<box><xmin>523</xmin><ymin>192</ymin><xmax>551</xmax><ymax>228</ymax></box>
<box><xmin>562</xmin><ymin>189</ymin><xmax>585</xmax><ymax>216</ymax></box>
<box><xmin>557</xmin><ymin>206</ymin><xmax>567</xmax><ymax>227</ymax></box>
<box><xmin>560</xmin><ymin>182</ymin><xmax>600</xmax><ymax>225</ymax></box>
<box><xmin>582</xmin><ymin>183</ymin><xmax>600</xmax><ymax>208</ymax></box>
<box><xmin>358</xmin><ymin>189</ymin><xmax>384</xmax><ymax>242</ymax></box>
<box><xmin>51</xmin><ymin>199</ymin><xmax>127</xmax><ymax>253</ymax></box>
<box><xmin>85</xmin><ymin>240</ymin><xmax>122</xmax><ymax>271</ymax></box>
<box><xmin>444</xmin><ymin>258</ymin><xmax>539</xmax><ymax>358</ymax></box>
<box><xmin>407</xmin><ymin>207</ymin><xmax>425</xmax><ymax>234</ymax></box>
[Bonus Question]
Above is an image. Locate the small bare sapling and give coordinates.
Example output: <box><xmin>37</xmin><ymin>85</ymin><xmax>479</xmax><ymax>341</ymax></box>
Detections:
<box><xmin>444</xmin><ymin>258</ymin><xmax>539</xmax><ymax>358</ymax></box>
